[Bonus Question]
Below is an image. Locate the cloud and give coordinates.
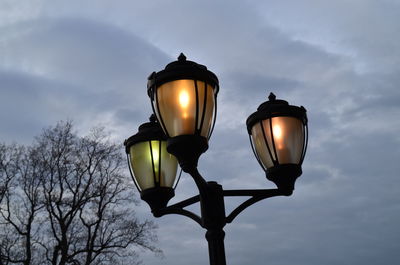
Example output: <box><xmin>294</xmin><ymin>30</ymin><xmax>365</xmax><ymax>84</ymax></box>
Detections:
<box><xmin>1</xmin><ymin>1</ymin><xmax>399</xmax><ymax>265</ymax></box>
<box><xmin>1</xmin><ymin>17</ymin><xmax>169</xmax><ymax>142</ymax></box>
<box><xmin>253</xmin><ymin>0</ymin><xmax>400</xmax><ymax>74</ymax></box>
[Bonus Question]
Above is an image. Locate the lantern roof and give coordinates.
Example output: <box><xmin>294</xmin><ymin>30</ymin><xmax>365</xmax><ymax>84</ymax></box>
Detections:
<box><xmin>246</xmin><ymin>93</ymin><xmax>307</xmax><ymax>134</ymax></box>
<box><xmin>147</xmin><ymin>53</ymin><xmax>219</xmax><ymax>99</ymax></box>
<box><xmin>124</xmin><ymin>114</ymin><xmax>167</xmax><ymax>154</ymax></box>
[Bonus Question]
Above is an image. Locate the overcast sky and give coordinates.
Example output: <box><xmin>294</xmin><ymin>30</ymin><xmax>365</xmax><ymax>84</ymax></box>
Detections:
<box><xmin>1</xmin><ymin>0</ymin><xmax>400</xmax><ymax>264</ymax></box>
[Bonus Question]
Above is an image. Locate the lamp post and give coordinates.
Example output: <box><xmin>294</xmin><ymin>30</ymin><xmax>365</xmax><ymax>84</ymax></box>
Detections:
<box><xmin>124</xmin><ymin>53</ymin><xmax>308</xmax><ymax>265</ymax></box>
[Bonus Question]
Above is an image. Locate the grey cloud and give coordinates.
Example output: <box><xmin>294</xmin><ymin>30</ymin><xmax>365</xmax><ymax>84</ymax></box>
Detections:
<box><xmin>254</xmin><ymin>0</ymin><xmax>400</xmax><ymax>74</ymax></box>
<box><xmin>2</xmin><ymin>17</ymin><xmax>167</xmax><ymax>91</ymax></box>
<box><xmin>1</xmin><ymin>1</ymin><xmax>399</xmax><ymax>265</ymax></box>
<box><xmin>1</xmin><ymin>17</ymin><xmax>170</xmax><ymax>142</ymax></box>
<box><xmin>0</xmin><ymin>69</ymin><xmax>76</xmax><ymax>143</ymax></box>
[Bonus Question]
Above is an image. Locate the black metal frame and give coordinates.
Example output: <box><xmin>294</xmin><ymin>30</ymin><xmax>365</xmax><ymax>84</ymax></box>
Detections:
<box><xmin>147</xmin><ymin>53</ymin><xmax>219</xmax><ymax>139</ymax></box>
<box><xmin>124</xmin><ymin>115</ymin><xmax>182</xmax><ymax>210</ymax></box>
<box><xmin>246</xmin><ymin>93</ymin><xmax>308</xmax><ymax>191</ymax></box>
<box><xmin>147</xmin><ymin>167</ymin><xmax>293</xmax><ymax>265</ymax></box>
<box><xmin>147</xmin><ymin>53</ymin><xmax>219</xmax><ymax>171</ymax></box>
<box><xmin>125</xmin><ymin>56</ymin><xmax>309</xmax><ymax>265</ymax></box>
<box><xmin>152</xmin><ymin>180</ymin><xmax>290</xmax><ymax>225</ymax></box>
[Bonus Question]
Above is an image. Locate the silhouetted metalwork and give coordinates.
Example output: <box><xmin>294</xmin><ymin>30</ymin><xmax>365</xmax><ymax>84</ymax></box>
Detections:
<box><xmin>124</xmin><ymin>54</ymin><xmax>308</xmax><ymax>265</ymax></box>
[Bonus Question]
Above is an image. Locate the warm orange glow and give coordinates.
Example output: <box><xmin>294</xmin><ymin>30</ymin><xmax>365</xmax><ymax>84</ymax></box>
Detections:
<box><xmin>156</xmin><ymin>80</ymin><xmax>215</xmax><ymax>137</ymax></box>
<box><xmin>252</xmin><ymin>117</ymin><xmax>304</xmax><ymax>167</ymax></box>
<box><xmin>273</xmin><ymin>124</ymin><xmax>284</xmax><ymax>149</ymax></box>
<box><xmin>273</xmin><ymin>125</ymin><xmax>282</xmax><ymax>139</ymax></box>
<box><xmin>179</xmin><ymin>90</ymin><xmax>190</xmax><ymax>108</ymax></box>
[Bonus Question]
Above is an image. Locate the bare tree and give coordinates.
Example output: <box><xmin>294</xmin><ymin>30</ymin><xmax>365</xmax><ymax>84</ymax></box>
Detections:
<box><xmin>0</xmin><ymin>122</ymin><xmax>159</xmax><ymax>265</ymax></box>
<box><xmin>0</xmin><ymin>143</ymin><xmax>44</xmax><ymax>265</ymax></box>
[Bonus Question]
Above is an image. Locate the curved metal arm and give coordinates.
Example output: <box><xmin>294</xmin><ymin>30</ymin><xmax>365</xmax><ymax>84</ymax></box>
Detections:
<box><xmin>224</xmin><ymin>189</ymin><xmax>286</xmax><ymax>223</ymax></box>
<box><xmin>151</xmin><ymin>169</ymin><xmax>289</xmax><ymax>228</ymax></box>
<box><xmin>152</xmin><ymin>194</ymin><xmax>202</xmax><ymax>226</ymax></box>
<box><xmin>168</xmin><ymin>194</ymin><xmax>200</xmax><ymax>209</ymax></box>
<box><xmin>154</xmin><ymin>207</ymin><xmax>203</xmax><ymax>227</ymax></box>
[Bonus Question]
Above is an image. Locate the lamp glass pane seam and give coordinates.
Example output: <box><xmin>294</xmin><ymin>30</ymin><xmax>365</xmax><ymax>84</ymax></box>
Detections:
<box><xmin>158</xmin><ymin>140</ymin><xmax>162</xmax><ymax>186</ymax></box>
<box><xmin>300</xmin><ymin>123</ymin><xmax>308</xmax><ymax>165</ymax></box>
<box><xmin>148</xmin><ymin>141</ymin><xmax>158</xmax><ymax>187</ymax></box>
<box><xmin>127</xmin><ymin>153</ymin><xmax>142</xmax><ymax>192</ymax></box>
<box><xmin>194</xmin><ymin>79</ymin><xmax>200</xmax><ymax>134</ymax></box>
<box><xmin>249</xmin><ymin>134</ymin><xmax>267</xmax><ymax>171</ymax></box>
<box><xmin>153</xmin><ymin>81</ymin><xmax>169</xmax><ymax>138</ymax></box>
<box><xmin>260</xmin><ymin>120</ymin><xmax>276</xmax><ymax>165</ymax></box>
<box><xmin>208</xmin><ymin>87</ymin><xmax>217</xmax><ymax>139</ymax></box>
<box><xmin>199</xmin><ymin>81</ymin><xmax>208</xmax><ymax>135</ymax></box>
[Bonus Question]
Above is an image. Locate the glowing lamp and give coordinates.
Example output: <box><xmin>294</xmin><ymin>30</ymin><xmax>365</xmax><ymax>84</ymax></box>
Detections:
<box><xmin>147</xmin><ymin>53</ymin><xmax>219</xmax><ymax>171</ymax></box>
<box><xmin>124</xmin><ymin>115</ymin><xmax>180</xmax><ymax>211</ymax></box>
<box><xmin>246</xmin><ymin>93</ymin><xmax>308</xmax><ymax>193</ymax></box>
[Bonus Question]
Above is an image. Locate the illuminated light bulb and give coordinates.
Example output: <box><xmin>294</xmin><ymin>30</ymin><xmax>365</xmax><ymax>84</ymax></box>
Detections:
<box><xmin>150</xmin><ymin>141</ymin><xmax>161</xmax><ymax>182</ymax></box>
<box><xmin>273</xmin><ymin>124</ymin><xmax>282</xmax><ymax>139</ymax></box>
<box><xmin>272</xmin><ymin>123</ymin><xmax>285</xmax><ymax>150</ymax></box>
<box><xmin>152</xmin><ymin>147</ymin><xmax>159</xmax><ymax>164</ymax></box>
<box><xmin>179</xmin><ymin>90</ymin><xmax>190</xmax><ymax>108</ymax></box>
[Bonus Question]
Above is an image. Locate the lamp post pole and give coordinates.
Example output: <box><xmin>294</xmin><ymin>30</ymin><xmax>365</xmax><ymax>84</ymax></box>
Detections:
<box><xmin>199</xmin><ymin>180</ymin><xmax>226</xmax><ymax>265</ymax></box>
<box><xmin>124</xmin><ymin>54</ymin><xmax>308</xmax><ymax>265</ymax></box>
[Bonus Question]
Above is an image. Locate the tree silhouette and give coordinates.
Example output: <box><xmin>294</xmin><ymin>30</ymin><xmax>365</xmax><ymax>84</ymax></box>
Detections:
<box><xmin>0</xmin><ymin>122</ymin><xmax>159</xmax><ymax>265</ymax></box>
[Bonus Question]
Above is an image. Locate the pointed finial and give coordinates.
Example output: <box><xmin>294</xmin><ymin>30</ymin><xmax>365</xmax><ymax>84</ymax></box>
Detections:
<box><xmin>268</xmin><ymin>92</ymin><xmax>276</xmax><ymax>101</ymax></box>
<box><xmin>178</xmin><ymin>53</ymin><xmax>187</xmax><ymax>61</ymax></box>
<box><xmin>149</xmin><ymin>114</ymin><xmax>157</xmax><ymax>122</ymax></box>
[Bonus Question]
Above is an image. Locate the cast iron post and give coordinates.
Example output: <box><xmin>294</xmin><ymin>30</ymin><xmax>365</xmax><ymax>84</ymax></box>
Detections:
<box><xmin>201</xmin><ymin>181</ymin><xmax>227</xmax><ymax>265</ymax></box>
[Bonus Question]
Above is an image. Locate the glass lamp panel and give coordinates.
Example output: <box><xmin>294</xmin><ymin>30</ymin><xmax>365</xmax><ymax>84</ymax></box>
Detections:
<box><xmin>156</xmin><ymin>80</ymin><xmax>215</xmax><ymax>138</ymax></box>
<box><xmin>251</xmin><ymin>122</ymin><xmax>275</xmax><ymax>169</ymax></box>
<box><xmin>159</xmin><ymin>141</ymin><xmax>179</xmax><ymax>187</ymax></box>
<box><xmin>199</xmin><ymin>83</ymin><xmax>216</xmax><ymax>137</ymax></box>
<box><xmin>129</xmin><ymin>140</ymin><xmax>178</xmax><ymax>191</ymax></box>
<box><xmin>129</xmin><ymin>141</ymin><xmax>155</xmax><ymax>190</ymax></box>
<box><xmin>262</xmin><ymin>116</ymin><xmax>304</xmax><ymax>165</ymax></box>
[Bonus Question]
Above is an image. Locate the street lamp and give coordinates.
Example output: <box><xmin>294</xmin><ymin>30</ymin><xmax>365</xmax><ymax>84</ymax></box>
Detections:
<box><xmin>247</xmin><ymin>92</ymin><xmax>308</xmax><ymax>193</ymax></box>
<box><xmin>124</xmin><ymin>114</ymin><xmax>180</xmax><ymax>211</ymax></box>
<box><xmin>124</xmin><ymin>53</ymin><xmax>308</xmax><ymax>265</ymax></box>
<box><xmin>147</xmin><ymin>53</ymin><xmax>219</xmax><ymax>171</ymax></box>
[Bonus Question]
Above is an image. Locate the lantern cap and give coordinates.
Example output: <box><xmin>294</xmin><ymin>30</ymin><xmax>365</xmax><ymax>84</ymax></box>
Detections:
<box><xmin>124</xmin><ymin>114</ymin><xmax>167</xmax><ymax>153</ymax></box>
<box><xmin>147</xmin><ymin>53</ymin><xmax>219</xmax><ymax>99</ymax></box>
<box><xmin>266</xmin><ymin>164</ymin><xmax>302</xmax><ymax>194</ymax></box>
<box><xmin>246</xmin><ymin>92</ymin><xmax>307</xmax><ymax>134</ymax></box>
<box><xmin>140</xmin><ymin>187</ymin><xmax>175</xmax><ymax>213</ymax></box>
<box><xmin>167</xmin><ymin>135</ymin><xmax>208</xmax><ymax>172</ymax></box>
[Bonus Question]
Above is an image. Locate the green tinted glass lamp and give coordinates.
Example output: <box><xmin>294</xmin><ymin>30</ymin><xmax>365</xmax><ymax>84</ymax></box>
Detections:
<box><xmin>124</xmin><ymin>114</ymin><xmax>180</xmax><ymax>212</ymax></box>
<box><xmin>124</xmin><ymin>54</ymin><xmax>308</xmax><ymax>265</ymax></box>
